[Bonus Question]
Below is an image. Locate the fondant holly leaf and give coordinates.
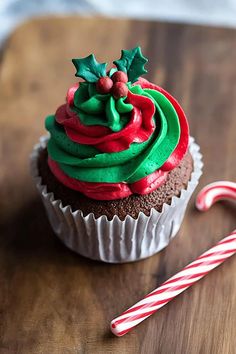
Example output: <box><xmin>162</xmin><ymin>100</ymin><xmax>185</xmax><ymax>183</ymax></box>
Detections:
<box><xmin>72</xmin><ymin>54</ymin><xmax>107</xmax><ymax>82</ymax></box>
<box><xmin>108</xmin><ymin>67</ymin><xmax>117</xmax><ymax>77</ymax></box>
<box><xmin>113</xmin><ymin>47</ymin><xmax>148</xmax><ymax>83</ymax></box>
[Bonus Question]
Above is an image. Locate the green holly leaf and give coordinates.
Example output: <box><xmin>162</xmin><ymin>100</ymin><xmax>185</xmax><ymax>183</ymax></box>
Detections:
<box><xmin>72</xmin><ymin>54</ymin><xmax>107</xmax><ymax>82</ymax></box>
<box><xmin>113</xmin><ymin>47</ymin><xmax>148</xmax><ymax>83</ymax></box>
<box><xmin>108</xmin><ymin>67</ymin><xmax>117</xmax><ymax>77</ymax></box>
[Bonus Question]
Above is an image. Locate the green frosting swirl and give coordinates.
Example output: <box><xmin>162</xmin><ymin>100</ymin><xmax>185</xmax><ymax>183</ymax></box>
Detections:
<box><xmin>73</xmin><ymin>82</ymin><xmax>133</xmax><ymax>132</ymax></box>
<box><xmin>46</xmin><ymin>85</ymin><xmax>181</xmax><ymax>183</ymax></box>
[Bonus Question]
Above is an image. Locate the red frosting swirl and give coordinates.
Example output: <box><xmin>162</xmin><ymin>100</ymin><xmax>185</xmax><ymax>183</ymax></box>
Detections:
<box><xmin>135</xmin><ymin>78</ymin><xmax>189</xmax><ymax>171</ymax></box>
<box><xmin>48</xmin><ymin>157</ymin><xmax>168</xmax><ymax>200</ymax></box>
<box><xmin>56</xmin><ymin>88</ymin><xmax>155</xmax><ymax>153</ymax></box>
<box><xmin>49</xmin><ymin>79</ymin><xmax>189</xmax><ymax>200</ymax></box>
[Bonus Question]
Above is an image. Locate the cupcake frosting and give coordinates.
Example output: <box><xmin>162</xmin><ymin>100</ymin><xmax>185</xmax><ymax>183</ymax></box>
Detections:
<box><xmin>46</xmin><ymin>47</ymin><xmax>189</xmax><ymax>200</ymax></box>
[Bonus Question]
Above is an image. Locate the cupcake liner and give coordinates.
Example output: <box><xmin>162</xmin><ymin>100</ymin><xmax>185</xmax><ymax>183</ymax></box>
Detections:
<box><xmin>30</xmin><ymin>136</ymin><xmax>203</xmax><ymax>263</ymax></box>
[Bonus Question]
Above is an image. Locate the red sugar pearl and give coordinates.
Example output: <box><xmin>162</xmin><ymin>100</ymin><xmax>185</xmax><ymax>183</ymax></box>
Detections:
<box><xmin>111</xmin><ymin>82</ymin><xmax>128</xmax><ymax>99</ymax></box>
<box><xmin>96</xmin><ymin>76</ymin><xmax>113</xmax><ymax>94</ymax></box>
<box><xmin>111</xmin><ymin>71</ymin><xmax>128</xmax><ymax>83</ymax></box>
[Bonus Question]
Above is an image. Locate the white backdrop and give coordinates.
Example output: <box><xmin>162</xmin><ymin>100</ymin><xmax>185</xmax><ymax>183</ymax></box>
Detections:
<box><xmin>0</xmin><ymin>0</ymin><xmax>236</xmax><ymax>45</ymax></box>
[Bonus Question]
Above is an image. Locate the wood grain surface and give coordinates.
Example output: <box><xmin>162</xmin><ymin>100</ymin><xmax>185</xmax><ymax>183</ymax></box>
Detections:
<box><xmin>0</xmin><ymin>17</ymin><xmax>235</xmax><ymax>354</ymax></box>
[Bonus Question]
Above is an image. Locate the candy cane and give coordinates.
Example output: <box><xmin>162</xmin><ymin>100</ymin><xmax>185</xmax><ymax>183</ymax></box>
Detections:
<box><xmin>110</xmin><ymin>181</ymin><xmax>236</xmax><ymax>337</ymax></box>
<box><xmin>196</xmin><ymin>181</ymin><xmax>236</xmax><ymax>211</ymax></box>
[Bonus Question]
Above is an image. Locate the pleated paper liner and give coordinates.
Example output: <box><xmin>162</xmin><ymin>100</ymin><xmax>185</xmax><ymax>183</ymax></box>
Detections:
<box><xmin>30</xmin><ymin>136</ymin><xmax>203</xmax><ymax>263</ymax></box>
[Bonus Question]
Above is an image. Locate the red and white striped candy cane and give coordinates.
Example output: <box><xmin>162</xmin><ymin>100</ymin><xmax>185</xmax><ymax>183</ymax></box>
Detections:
<box><xmin>196</xmin><ymin>181</ymin><xmax>236</xmax><ymax>211</ymax></box>
<box><xmin>111</xmin><ymin>181</ymin><xmax>236</xmax><ymax>337</ymax></box>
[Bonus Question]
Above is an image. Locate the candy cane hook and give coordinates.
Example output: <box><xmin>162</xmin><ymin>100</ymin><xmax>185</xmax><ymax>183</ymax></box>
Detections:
<box><xmin>196</xmin><ymin>181</ymin><xmax>236</xmax><ymax>211</ymax></box>
<box><xmin>110</xmin><ymin>181</ymin><xmax>236</xmax><ymax>336</ymax></box>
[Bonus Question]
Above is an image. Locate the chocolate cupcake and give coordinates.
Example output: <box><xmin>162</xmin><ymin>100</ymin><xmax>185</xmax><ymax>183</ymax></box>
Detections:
<box><xmin>30</xmin><ymin>47</ymin><xmax>203</xmax><ymax>262</ymax></box>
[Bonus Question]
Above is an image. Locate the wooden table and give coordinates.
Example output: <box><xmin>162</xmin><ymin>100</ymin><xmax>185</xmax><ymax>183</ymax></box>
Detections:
<box><xmin>0</xmin><ymin>17</ymin><xmax>235</xmax><ymax>354</ymax></box>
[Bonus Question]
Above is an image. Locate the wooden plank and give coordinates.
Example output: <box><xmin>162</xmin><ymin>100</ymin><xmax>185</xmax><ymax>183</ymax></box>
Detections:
<box><xmin>0</xmin><ymin>17</ymin><xmax>235</xmax><ymax>354</ymax></box>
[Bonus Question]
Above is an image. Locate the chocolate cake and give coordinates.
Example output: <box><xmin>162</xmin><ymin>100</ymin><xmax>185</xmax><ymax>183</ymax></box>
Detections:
<box><xmin>38</xmin><ymin>148</ymin><xmax>193</xmax><ymax>220</ymax></box>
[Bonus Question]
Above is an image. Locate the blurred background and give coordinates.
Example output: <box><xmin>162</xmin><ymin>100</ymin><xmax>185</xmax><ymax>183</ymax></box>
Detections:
<box><xmin>1</xmin><ymin>0</ymin><xmax>236</xmax><ymax>45</ymax></box>
<box><xmin>0</xmin><ymin>2</ymin><xmax>236</xmax><ymax>353</ymax></box>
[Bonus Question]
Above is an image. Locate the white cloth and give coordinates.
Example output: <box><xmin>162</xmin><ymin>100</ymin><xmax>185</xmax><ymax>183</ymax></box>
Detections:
<box><xmin>0</xmin><ymin>0</ymin><xmax>236</xmax><ymax>45</ymax></box>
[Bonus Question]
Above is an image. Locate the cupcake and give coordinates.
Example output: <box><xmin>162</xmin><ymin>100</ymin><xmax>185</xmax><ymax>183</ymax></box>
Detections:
<box><xmin>30</xmin><ymin>47</ymin><xmax>203</xmax><ymax>263</ymax></box>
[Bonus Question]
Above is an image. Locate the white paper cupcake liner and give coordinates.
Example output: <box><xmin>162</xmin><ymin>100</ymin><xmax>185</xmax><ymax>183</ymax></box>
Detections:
<box><xmin>30</xmin><ymin>136</ymin><xmax>203</xmax><ymax>263</ymax></box>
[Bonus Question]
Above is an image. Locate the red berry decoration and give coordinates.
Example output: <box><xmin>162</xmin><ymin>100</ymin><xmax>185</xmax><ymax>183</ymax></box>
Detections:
<box><xmin>96</xmin><ymin>76</ymin><xmax>113</xmax><ymax>94</ymax></box>
<box><xmin>111</xmin><ymin>82</ymin><xmax>128</xmax><ymax>99</ymax></box>
<box><xmin>111</xmin><ymin>71</ymin><xmax>128</xmax><ymax>83</ymax></box>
